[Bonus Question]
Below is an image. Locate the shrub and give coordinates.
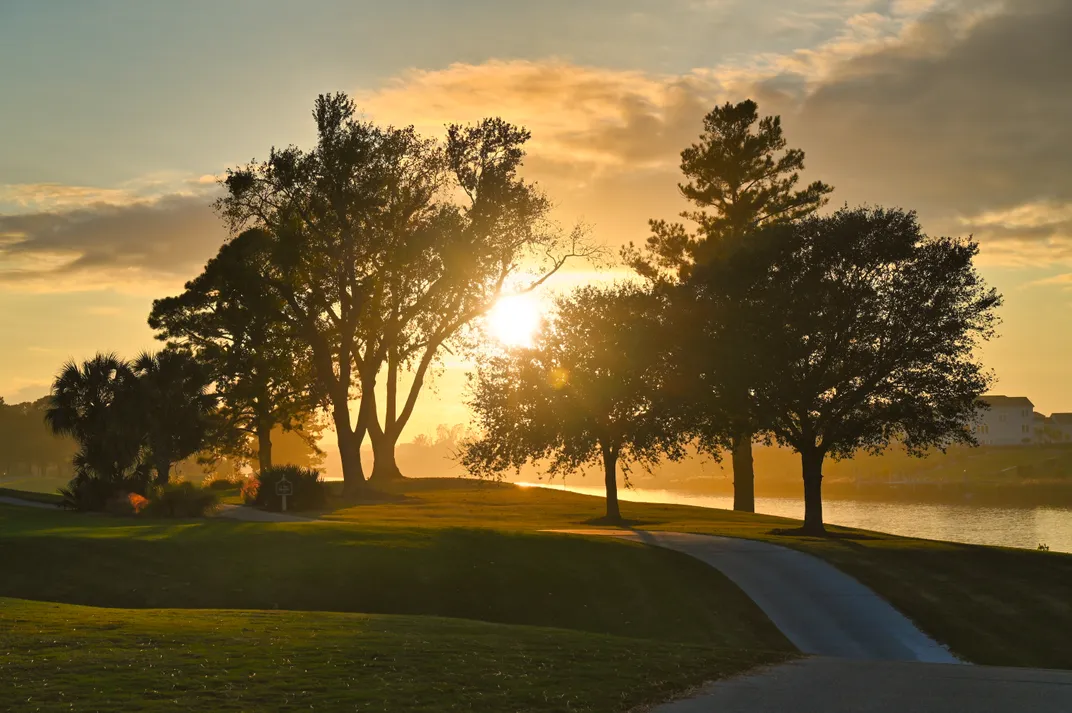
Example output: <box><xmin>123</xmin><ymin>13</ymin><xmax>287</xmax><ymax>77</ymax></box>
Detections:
<box><xmin>144</xmin><ymin>482</ymin><xmax>219</xmax><ymax>518</ymax></box>
<box><xmin>104</xmin><ymin>492</ymin><xmax>149</xmax><ymax>516</ymax></box>
<box><xmin>59</xmin><ymin>473</ymin><xmax>146</xmax><ymax>512</ymax></box>
<box><xmin>254</xmin><ymin>465</ymin><xmax>326</xmax><ymax>512</ymax></box>
<box><xmin>205</xmin><ymin>475</ymin><xmax>241</xmax><ymax>491</ymax></box>
<box><xmin>240</xmin><ymin>477</ymin><xmax>259</xmax><ymax>505</ymax></box>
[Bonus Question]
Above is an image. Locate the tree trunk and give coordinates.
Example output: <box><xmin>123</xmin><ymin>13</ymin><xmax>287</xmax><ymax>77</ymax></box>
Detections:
<box><xmin>602</xmin><ymin>443</ymin><xmax>621</xmax><ymax>523</ymax></box>
<box><xmin>332</xmin><ymin>400</ymin><xmax>366</xmax><ymax>498</ymax></box>
<box><xmin>155</xmin><ymin>458</ymin><xmax>171</xmax><ymax>486</ymax></box>
<box><xmin>731</xmin><ymin>429</ymin><xmax>755</xmax><ymax>513</ymax></box>
<box><xmin>801</xmin><ymin>448</ymin><xmax>826</xmax><ymax>535</ymax></box>
<box><xmin>256</xmin><ymin>422</ymin><xmax>273</xmax><ymax>473</ymax></box>
<box><xmin>369</xmin><ymin>430</ymin><xmax>404</xmax><ymax>482</ymax></box>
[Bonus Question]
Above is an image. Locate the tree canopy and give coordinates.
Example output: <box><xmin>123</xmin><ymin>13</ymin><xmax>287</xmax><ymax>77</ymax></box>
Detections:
<box><xmin>132</xmin><ymin>349</ymin><xmax>216</xmax><ymax>485</ymax></box>
<box><xmin>684</xmin><ymin>206</ymin><xmax>1001</xmax><ymax>532</ymax></box>
<box><xmin>462</xmin><ymin>284</ymin><xmax>683</xmax><ymax>522</ymax></box>
<box><xmin>216</xmin><ymin>93</ymin><xmax>595</xmax><ymax>494</ymax></box>
<box><xmin>624</xmin><ymin>98</ymin><xmax>833</xmax><ymax>514</ymax></box>
<box><xmin>149</xmin><ymin>228</ymin><xmax>321</xmax><ymax>473</ymax></box>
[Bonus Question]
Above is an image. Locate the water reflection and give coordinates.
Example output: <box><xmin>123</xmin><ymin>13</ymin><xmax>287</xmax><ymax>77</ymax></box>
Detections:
<box><xmin>517</xmin><ymin>482</ymin><xmax>1072</xmax><ymax>553</ymax></box>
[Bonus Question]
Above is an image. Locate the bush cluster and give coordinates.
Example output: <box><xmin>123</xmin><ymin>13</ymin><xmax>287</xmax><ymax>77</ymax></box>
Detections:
<box><xmin>205</xmin><ymin>475</ymin><xmax>242</xmax><ymax>491</ymax></box>
<box><xmin>143</xmin><ymin>482</ymin><xmax>220</xmax><ymax>518</ymax></box>
<box><xmin>59</xmin><ymin>473</ymin><xmax>149</xmax><ymax>512</ymax></box>
<box><xmin>253</xmin><ymin>465</ymin><xmax>326</xmax><ymax>512</ymax></box>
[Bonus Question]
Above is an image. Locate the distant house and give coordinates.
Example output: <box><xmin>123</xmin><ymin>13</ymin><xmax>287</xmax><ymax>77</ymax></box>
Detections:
<box><xmin>1048</xmin><ymin>413</ymin><xmax>1072</xmax><ymax>443</ymax></box>
<box><xmin>975</xmin><ymin>395</ymin><xmax>1034</xmax><ymax>446</ymax></box>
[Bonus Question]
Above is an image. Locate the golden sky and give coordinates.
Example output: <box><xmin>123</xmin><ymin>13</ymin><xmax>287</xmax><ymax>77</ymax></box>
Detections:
<box><xmin>2</xmin><ymin>0</ymin><xmax>1071</xmax><ymax>436</ymax></box>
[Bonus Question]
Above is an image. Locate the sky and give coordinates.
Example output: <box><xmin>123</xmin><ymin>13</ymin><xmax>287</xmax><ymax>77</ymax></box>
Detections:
<box><xmin>2</xmin><ymin>0</ymin><xmax>1071</xmax><ymax>438</ymax></box>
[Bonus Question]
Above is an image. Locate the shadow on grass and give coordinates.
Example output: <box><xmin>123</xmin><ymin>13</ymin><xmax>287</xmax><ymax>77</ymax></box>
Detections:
<box><xmin>581</xmin><ymin>515</ymin><xmax>665</xmax><ymax>528</ymax></box>
<box><xmin>768</xmin><ymin>526</ymin><xmax>881</xmax><ymax>541</ymax></box>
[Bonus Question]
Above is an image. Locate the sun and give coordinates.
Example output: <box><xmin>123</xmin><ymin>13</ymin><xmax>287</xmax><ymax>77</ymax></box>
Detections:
<box><xmin>487</xmin><ymin>293</ymin><xmax>543</xmax><ymax>348</ymax></box>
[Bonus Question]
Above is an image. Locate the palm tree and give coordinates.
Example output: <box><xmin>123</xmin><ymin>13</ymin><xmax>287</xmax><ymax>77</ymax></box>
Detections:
<box><xmin>45</xmin><ymin>353</ymin><xmax>145</xmax><ymax>484</ymax></box>
<box><xmin>133</xmin><ymin>349</ymin><xmax>215</xmax><ymax>484</ymax></box>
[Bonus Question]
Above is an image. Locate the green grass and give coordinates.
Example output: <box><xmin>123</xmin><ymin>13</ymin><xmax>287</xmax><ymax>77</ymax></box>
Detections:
<box><xmin>0</xmin><ymin>503</ymin><xmax>789</xmax><ymax>652</ymax></box>
<box><xmin>318</xmin><ymin>478</ymin><xmax>1072</xmax><ymax>669</ymax></box>
<box><xmin>4</xmin><ymin>470</ymin><xmax>1069</xmax><ymax>712</ymax></box>
<box><xmin>0</xmin><ymin>474</ymin><xmax>69</xmax><ymax>495</ymax></box>
<box><xmin>0</xmin><ymin>487</ymin><xmax>63</xmax><ymax>505</ymax></box>
<box><xmin>0</xmin><ymin>597</ymin><xmax>788</xmax><ymax>713</ymax></box>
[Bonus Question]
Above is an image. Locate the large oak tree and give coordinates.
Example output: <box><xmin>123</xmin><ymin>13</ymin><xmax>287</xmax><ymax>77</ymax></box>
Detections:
<box><xmin>685</xmin><ymin>207</ymin><xmax>1001</xmax><ymax>533</ymax></box>
<box><xmin>217</xmin><ymin>94</ymin><xmax>593</xmax><ymax>494</ymax></box>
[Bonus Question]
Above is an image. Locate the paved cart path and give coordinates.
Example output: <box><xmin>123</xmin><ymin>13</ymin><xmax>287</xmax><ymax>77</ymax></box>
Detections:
<box><xmin>549</xmin><ymin>529</ymin><xmax>959</xmax><ymax>663</ymax></box>
<box><xmin>651</xmin><ymin>657</ymin><xmax>1072</xmax><ymax>713</ymax></box>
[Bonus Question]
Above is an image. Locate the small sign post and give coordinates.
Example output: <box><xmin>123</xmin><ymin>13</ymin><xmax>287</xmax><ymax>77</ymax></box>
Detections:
<box><xmin>275</xmin><ymin>475</ymin><xmax>294</xmax><ymax>512</ymax></box>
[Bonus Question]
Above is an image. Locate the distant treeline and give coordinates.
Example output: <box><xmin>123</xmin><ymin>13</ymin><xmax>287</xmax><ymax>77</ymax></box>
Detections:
<box><xmin>0</xmin><ymin>397</ymin><xmax>77</xmax><ymax>480</ymax></box>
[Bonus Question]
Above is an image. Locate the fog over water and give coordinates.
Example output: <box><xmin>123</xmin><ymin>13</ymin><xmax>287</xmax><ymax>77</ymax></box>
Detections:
<box><xmin>518</xmin><ymin>482</ymin><xmax>1072</xmax><ymax>554</ymax></box>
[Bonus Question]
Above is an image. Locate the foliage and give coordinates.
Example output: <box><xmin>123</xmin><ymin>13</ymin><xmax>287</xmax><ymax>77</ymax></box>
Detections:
<box><xmin>462</xmin><ymin>284</ymin><xmax>685</xmax><ymax>521</ymax></box>
<box><xmin>253</xmin><ymin>465</ymin><xmax>326</xmax><ymax>512</ymax></box>
<box><xmin>240</xmin><ymin>476</ymin><xmax>259</xmax><ymax>504</ymax></box>
<box><xmin>149</xmin><ymin>230</ymin><xmax>321</xmax><ymax>473</ymax></box>
<box><xmin>0</xmin><ymin>396</ymin><xmax>77</xmax><ymax>480</ymax></box>
<box><xmin>623</xmin><ymin>98</ymin><xmax>833</xmax><ymax>514</ymax></box>
<box><xmin>104</xmin><ymin>491</ymin><xmax>149</xmax><ymax>516</ymax></box>
<box><xmin>45</xmin><ymin>353</ymin><xmax>146</xmax><ymax>487</ymax></box>
<box><xmin>216</xmin><ymin>93</ymin><xmax>597</xmax><ymax>491</ymax></box>
<box><xmin>624</xmin><ymin>98</ymin><xmax>833</xmax><ymax>282</ymax></box>
<box><xmin>58</xmin><ymin>471</ymin><xmax>147</xmax><ymax>512</ymax></box>
<box><xmin>133</xmin><ymin>349</ymin><xmax>216</xmax><ymax>485</ymax></box>
<box><xmin>44</xmin><ymin>350</ymin><xmax>216</xmax><ymax>507</ymax></box>
<box><xmin>681</xmin><ymin>206</ymin><xmax>1001</xmax><ymax>532</ymax></box>
<box><xmin>143</xmin><ymin>482</ymin><xmax>220</xmax><ymax>518</ymax></box>
<box><xmin>205</xmin><ymin>475</ymin><xmax>242</xmax><ymax>490</ymax></box>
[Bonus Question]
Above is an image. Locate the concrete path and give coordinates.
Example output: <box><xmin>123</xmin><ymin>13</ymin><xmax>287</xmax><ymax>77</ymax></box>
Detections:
<box><xmin>0</xmin><ymin>495</ymin><xmax>59</xmax><ymax>509</ymax></box>
<box><xmin>550</xmin><ymin>529</ymin><xmax>959</xmax><ymax>663</ymax></box>
<box><xmin>214</xmin><ymin>503</ymin><xmax>315</xmax><ymax>523</ymax></box>
<box><xmin>652</xmin><ymin>658</ymin><xmax>1072</xmax><ymax>713</ymax></box>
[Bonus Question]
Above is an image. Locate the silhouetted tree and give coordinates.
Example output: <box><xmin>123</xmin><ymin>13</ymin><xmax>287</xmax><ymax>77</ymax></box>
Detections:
<box><xmin>132</xmin><ymin>349</ymin><xmax>215</xmax><ymax>485</ymax></box>
<box><xmin>45</xmin><ymin>353</ymin><xmax>145</xmax><ymax>485</ymax></box>
<box><xmin>686</xmin><ymin>207</ymin><xmax>1000</xmax><ymax>533</ymax></box>
<box><xmin>361</xmin><ymin>118</ymin><xmax>594</xmax><ymax>483</ymax></box>
<box><xmin>217</xmin><ymin>94</ymin><xmax>594</xmax><ymax>495</ymax></box>
<box><xmin>462</xmin><ymin>284</ymin><xmax>683</xmax><ymax>522</ymax></box>
<box><xmin>624</xmin><ymin>99</ymin><xmax>833</xmax><ymax>513</ymax></box>
<box><xmin>149</xmin><ymin>229</ymin><xmax>321</xmax><ymax>473</ymax></box>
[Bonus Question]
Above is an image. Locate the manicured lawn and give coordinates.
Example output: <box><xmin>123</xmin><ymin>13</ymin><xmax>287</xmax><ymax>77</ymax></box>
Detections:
<box><xmin>322</xmin><ymin>479</ymin><xmax>1072</xmax><ymax>669</ymax></box>
<box><xmin>0</xmin><ymin>503</ymin><xmax>790</xmax><ymax>652</ymax></box>
<box><xmin>0</xmin><ymin>597</ymin><xmax>789</xmax><ymax>713</ymax></box>
<box><xmin>0</xmin><ymin>486</ymin><xmax>63</xmax><ymax>505</ymax></box>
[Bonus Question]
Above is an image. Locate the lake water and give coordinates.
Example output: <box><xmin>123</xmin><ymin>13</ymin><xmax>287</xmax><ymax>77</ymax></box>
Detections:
<box><xmin>517</xmin><ymin>482</ymin><xmax>1072</xmax><ymax>553</ymax></box>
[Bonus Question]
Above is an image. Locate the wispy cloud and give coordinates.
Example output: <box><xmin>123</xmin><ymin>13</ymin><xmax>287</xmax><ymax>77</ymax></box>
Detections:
<box><xmin>0</xmin><ymin>193</ymin><xmax>226</xmax><ymax>293</ymax></box>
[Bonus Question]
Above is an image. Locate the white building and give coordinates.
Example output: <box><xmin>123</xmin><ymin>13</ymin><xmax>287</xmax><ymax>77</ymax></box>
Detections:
<box><xmin>975</xmin><ymin>395</ymin><xmax>1034</xmax><ymax>446</ymax></box>
<box><xmin>1044</xmin><ymin>413</ymin><xmax>1072</xmax><ymax>443</ymax></box>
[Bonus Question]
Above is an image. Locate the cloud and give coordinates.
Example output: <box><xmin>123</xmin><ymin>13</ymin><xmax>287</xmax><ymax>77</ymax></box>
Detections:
<box><xmin>357</xmin><ymin>0</ymin><xmax>1072</xmax><ymax>266</ymax></box>
<box><xmin>0</xmin><ymin>173</ymin><xmax>220</xmax><ymax>215</ymax></box>
<box><xmin>0</xmin><ymin>193</ymin><xmax>227</xmax><ymax>292</ymax></box>
<box><xmin>1027</xmin><ymin>273</ymin><xmax>1072</xmax><ymax>290</ymax></box>
<box><xmin>1</xmin><ymin>381</ymin><xmax>50</xmax><ymax>405</ymax></box>
<box><xmin>5</xmin><ymin>0</ymin><xmax>1069</xmax><ymax>293</ymax></box>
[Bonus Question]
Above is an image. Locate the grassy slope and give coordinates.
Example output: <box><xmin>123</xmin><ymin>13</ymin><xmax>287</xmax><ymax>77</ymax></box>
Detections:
<box><xmin>321</xmin><ymin>479</ymin><xmax>1072</xmax><ymax>669</ymax></box>
<box><xmin>0</xmin><ymin>503</ymin><xmax>789</xmax><ymax>652</ymax></box>
<box><xmin>0</xmin><ymin>597</ymin><xmax>787</xmax><ymax>713</ymax></box>
<box><xmin>0</xmin><ymin>486</ymin><xmax>63</xmax><ymax>505</ymax></box>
